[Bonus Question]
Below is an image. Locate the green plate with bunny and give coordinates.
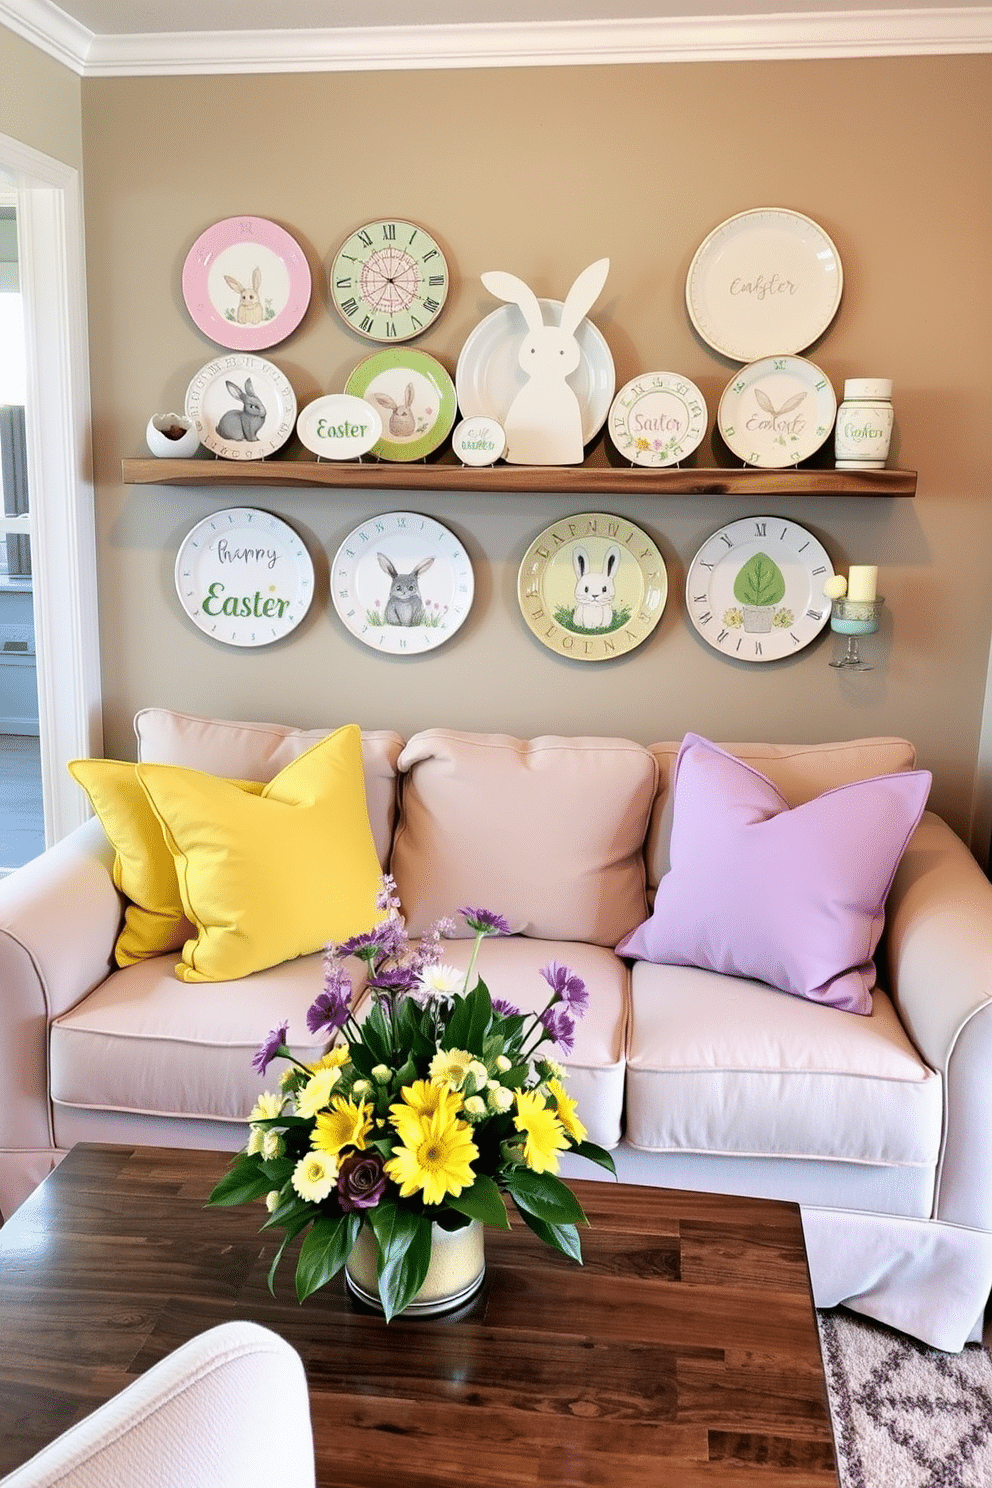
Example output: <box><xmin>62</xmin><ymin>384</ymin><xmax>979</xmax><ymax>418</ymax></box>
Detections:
<box><xmin>344</xmin><ymin>349</ymin><xmax>457</xmax><ymax>462</ymax></box>
<box><xmin>517</xmin><ymin>512</ymin><xmax>668</xmax><ymax>662</ymax></box>
<box><xmin>330</xmin><ymin>510</ymin><xmax>474</xmax><ymax>654</ymax></box>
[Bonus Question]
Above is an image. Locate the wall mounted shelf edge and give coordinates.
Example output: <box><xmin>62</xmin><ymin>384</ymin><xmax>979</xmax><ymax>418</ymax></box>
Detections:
<box><xmin>121</xmin><ymin>458</ymin><xmax>917</xmax><ymax>498</ymax></box>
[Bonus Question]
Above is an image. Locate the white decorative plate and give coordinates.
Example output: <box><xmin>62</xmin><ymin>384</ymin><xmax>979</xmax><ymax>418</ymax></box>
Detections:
<box><xmin>717</xmin><ymin>355</ymin><xmax>836</xmax><ymax>468</ymax></box>
<box><xmin>455</xmin><ymin>299</ymin><xmax>615</xmax><ymax>447</ymax></box>
<box><xmin>181</xmin><ymin>216</ymin><xmax>312</xmax><ymax>352</ymax></box>
<box><xmin>330</xmin><ymin>511</ymin><xmax>474</xmax><ymax>654</ymax></box>
<box><xmin>344</xmin><ymin>350</ymin><xmax>458</xmax><ymax>462</ymax></box>
<box><xmin>686</xmin><ymin>208</ymin><xmax>843</xmax><ymax>362</ymax></box>
<box><xmin>174</xmin><ymin>507</ymin><xmax>314</xmax><ymax>647</ymax></box>
<box><xmin>517</xmin><ymin>512</ymin><xmax>667</xmax><ymax>661</ymax></box>
<box><xmin>185</xmin><ymin>354</ymin><xmax>297</xmax><ymax>461</ymax></box>
<box><xmin>607</xmin><ymin>372</ymin><xmax>708</xmax><ymax>467</ymax></box>
<box><xmin>685</xmin><ymin>515</ymin><xmax>833</xmax><ymax>663</ymax></box>
<box><xmin>295</xmin><ymin>394</ymin><xmax>382</xmax><ymax>460</ymax></box>
<box><xmin>450</xmin><ymin>416</ymin><xmax>505</xmax><ymax>466</ymax></box>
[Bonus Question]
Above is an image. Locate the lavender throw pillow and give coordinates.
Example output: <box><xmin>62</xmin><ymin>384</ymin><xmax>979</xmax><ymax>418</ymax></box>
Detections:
<box><xmin>616</xmin><ymin>733</ymin><xmax>931</xmax><ymax>1014</ymax></box>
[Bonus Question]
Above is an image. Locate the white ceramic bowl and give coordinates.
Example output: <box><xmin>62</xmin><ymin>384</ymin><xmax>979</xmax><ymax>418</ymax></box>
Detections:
<box><xmin>146</xmin><ymin>412</ymin><xmax>200</xmax><ymax>458</ymax></box>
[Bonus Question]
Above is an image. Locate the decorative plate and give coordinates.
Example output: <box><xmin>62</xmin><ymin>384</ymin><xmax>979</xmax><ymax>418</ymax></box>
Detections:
<box><xmin>329</xmin><ymin>218</ymin><xmax>449</xmax><ymax>343</ymax></box>
<box><xmin>330</xmin><ymin>511</ymin><xmax>474</xmax><ymax>654</ymax></box>
<box><xmin>185</xmin><ymin>353</ymin><xmax>297</xmax><ymax>461</ymax></box>
<box><xmin>344</xmin><ymin>350</ymin><xmax>458</xmax><ymax>462</ymax></box>
<box><xmin>174</xmin><ymin>507</ymin><xmax>314</xmax><ymax>648</ymax></box>
<box><xmin>685</xmin><ymin>515</ymin><xmax>833</xmax><ymax>663</ymax></box>
<box><xmin>686</xmin><ymin>208</ymin><xmax>843</xmax><ymax>362</ymax></box>
<box><xmin>181</xmin><ymin>216</ymin><xmax>312</xmax><ymax>351</ymax></box>
<box><xmin>455</xmin><ymin>299</ymin><xmax>615</xmax><ymax>448</ymax></box>
<box><xmin>450</xmin><ymin>416</ymin><xmax>506</xmax><ymax>466</ymax></box>
<box><xmin>517</xmin><ymin>513</ymin><xmax>667</xmax><ymax>662</ymax></box>
<box><xmin>607</xmin><ymin>372</ymin><xmax>708</xmax><ymax>467</ymax></box>
<box><xmin>717</xmin><ymin>355</ymin><xmax>836</xmax><ymax>468</ymax></box>
<box><xmin>295</xmin><ymin>393</ymin><xmax>383</xmax><ymax>460</ymax></box>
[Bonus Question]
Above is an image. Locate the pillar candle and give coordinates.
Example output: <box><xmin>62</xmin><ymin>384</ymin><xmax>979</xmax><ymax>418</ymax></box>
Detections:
<box><xmin>847</xmin><ymin>565</ymin><xmax>878</xmax><ymax>602</ymax></box>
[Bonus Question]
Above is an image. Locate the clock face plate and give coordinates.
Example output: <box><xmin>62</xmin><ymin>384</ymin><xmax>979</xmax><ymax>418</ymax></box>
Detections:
<box><xmin>685</xmin><ymin>515</ymin><xmax>833</xmax><ymax>663</ymax></box>
<box><xmin>329</xmin><ymin>219</ymin><xmax>449</xmax><ymax>342</ymax></box>
<box><xmin>174</xmin><ymin>507</ymin><xmax>314</xmax><ymax>648</ymax></box>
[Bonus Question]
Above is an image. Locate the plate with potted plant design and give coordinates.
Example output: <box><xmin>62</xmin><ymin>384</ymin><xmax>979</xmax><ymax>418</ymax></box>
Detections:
<box><xmin>685</xmin><ymin>515</ymin><xmax>833</xmax><ymax>663</ymax></box>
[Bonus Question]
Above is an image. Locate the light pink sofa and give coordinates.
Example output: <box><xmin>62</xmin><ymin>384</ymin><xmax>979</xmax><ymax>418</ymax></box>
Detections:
<box><xmin>1</xmin><ymin>710</ymin><xmax>990</xmax><ymax>1352</ymax></box>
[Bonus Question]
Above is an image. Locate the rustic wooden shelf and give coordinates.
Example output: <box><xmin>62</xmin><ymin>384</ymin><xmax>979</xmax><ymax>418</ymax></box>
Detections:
<box><xmin>121</xmin><ymin>457</ymin><xmax>917</xmax><ymax>498</ymax></box>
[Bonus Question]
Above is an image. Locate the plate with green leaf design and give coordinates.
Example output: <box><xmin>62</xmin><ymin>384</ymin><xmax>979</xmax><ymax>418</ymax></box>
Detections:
<box><xmin>685</xmin><ymin>515</ymin><xmax>834</xmax><ymax>663</ymax></box>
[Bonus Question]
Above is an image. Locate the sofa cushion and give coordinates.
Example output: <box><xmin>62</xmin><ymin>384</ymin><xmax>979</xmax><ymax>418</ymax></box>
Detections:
<box><xmin>391</xmin><ymin>730</ymin><xmax>657</xmax><ymax>945</ymax></box>
<box><xmin>418</xmin><ymin>934</ymin><xmax>628</xmax><ymax>1149</ymax></box>
<box><xmin>67</xmin><ymin>758</ymin><xmax>264</xmax><ymax>967</ymax></box>
<box><xmin>645</xmin><ymin>734</ymin><xmax>919</xmax><ymax>889</ymax></box>
<box><xmin>50</xmin><ymin>954</ymin><xmax>336</xmax><ymax>1122</ymax></box>
<box><xmin>625</xmin><ymin>961</ymin><xmax>942</xmax><ymax>1167</ymax></box>
<box><xmin>137</xmin><ymin>725</ymin><xmax>383</xmax><ymax>983</ymax></box>
<box><xmin>134</xmin><ymin>708</ymin><xmax>403</xmax><ymax>867</ymax></box>
<box><xmin>619</xmin><ymin>734</ymin><xmax>930</xmax><ymax>1014</ymax></box>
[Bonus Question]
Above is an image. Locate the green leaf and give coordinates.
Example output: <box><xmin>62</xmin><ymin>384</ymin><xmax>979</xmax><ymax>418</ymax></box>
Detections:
<box><xmin>362</xmin><ymin>1001</ymin><xmax>393</xmax><ymax>1065</ymax></box>
<box><xmin>516</xmin><ymin>1208</ymin><xmax>583</xmax><ymax>1263</ymax></box>
<box><xmin>499</xmin><ymin>1063</ymin><xmax>529</xmax><ymax>1090</ymax></box>
<box><xmin>503</xmin><ymin>1168</ymin><xmax>588</xmax><ymax>1226</ymax></box>
<box><xmin>206</xmin><ymin>1158</ymin><xmax>270</xmax><ymax>1208</ymax></box>
<box><xmin>294</xmin><ymin>1213</ymin><xmax>360</xmax><ymax>1302</ymax></box>
<box><xmin>368</xmin><ymin>1204</ymin><xmax>433</xmax><ymax>1322</ymax></box>
<box><xmin>259</xmin><ymin>1155</ymin><xmax>295</xmax><ymax>1186</ymax></box>
<box><xmin>570</xmin><ymin>1140</ymin><xmax>618</xmax><ymax>1177</ymax></box>
<box><xmin>267</xmin><ymin>1230</ymin><xmax>295</xmax><ymax>1296</ymax></box>
<box><xmin>442</xmin><ymin>979</ymin><xmax>493</xmax><ymax>1054</ymax></box>
<box><xmin>260</xmin><ymin>1191</ymin><xmax>312</xmax><ymax>1232</ymax></box>
<box><xmin>732</xmin><ymin>551</ymin><xmax>786</xmax><ymax>608</ymax></box>
<box><xmin>446</xmin><ymin>1173</ymin><xmax>511</xmax><ymax>1229</ymax></box>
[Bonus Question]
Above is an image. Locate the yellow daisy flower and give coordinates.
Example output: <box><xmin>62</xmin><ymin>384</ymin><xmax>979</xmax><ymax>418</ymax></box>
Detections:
<box><xmin>429</xmin><ymin>1048</ymin><xmax>474</xmax><ymax>1090</ymax></box>
<box><xmin>308</xmin><ymin>1046</ymin><xmax>352</xmax><ymax>1073</ymax></box>
<box><xmin>513</xmin><ymin>1089</ymin><xmax>569</xmax><ymax>1174</ymax></box>
<box><xmin>295</xmin><ymin>1066</ymin><xmax>342</xmax><ymax>1119</ymax></box>
<box><xmin>291</xmin><ymin>1151</ymin><xmax>338</xmax><ymax>1203</ymax></box>
<box><xmin>389</xmin><ymin>1080</ymin><xmax>462</xmax><ymax>1147</ymax></box>
<box><xmin>547</xmin><ymin>1077</ymin><xmax>587</xmax><ymax>1144</ymax></box>
<box><xmin>384</xmin><ymin>1106</ymin><xmax>479</xmax><ymax>1205</ymax></box>
<box><xmin>248</xmin><ymin>1091</ymin><xmax>284</xmax><ymax>1123</ymax></box>
<box><xmin>311</xmin><ymin>1096</ymin><xmax>373</xmax><ymax>1157</ymax></box>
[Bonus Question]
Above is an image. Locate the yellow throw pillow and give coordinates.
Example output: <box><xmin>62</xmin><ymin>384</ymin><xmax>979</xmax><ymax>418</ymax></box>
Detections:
<box><xmin>135</xmin><ymin>723</ymin><xmax>382</xmax><ymax>983</ymax></box>
<box><xmin>68</xmin><ymin>758</ymin><xmax>265</xmax><ymax>967</ymax></box>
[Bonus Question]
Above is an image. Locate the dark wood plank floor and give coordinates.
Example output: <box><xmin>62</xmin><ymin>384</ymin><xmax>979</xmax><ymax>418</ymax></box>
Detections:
<box><xmin>0</xmin><ymin>1144</ymin><xmax>837</xmax><ymax>1485</ymax></box>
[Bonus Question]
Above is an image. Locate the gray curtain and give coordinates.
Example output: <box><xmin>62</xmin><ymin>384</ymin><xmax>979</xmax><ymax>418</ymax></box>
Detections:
<box><xmin>0</xmin><ymin>404</ymin><xmax>30</xmax><ymax>577</ymax></box>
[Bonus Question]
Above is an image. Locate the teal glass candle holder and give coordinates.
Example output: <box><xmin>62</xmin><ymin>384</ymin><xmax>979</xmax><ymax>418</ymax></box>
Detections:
<box><xmin>829</xmin><ymin>596</ymin><xmax>884</xmax><ymax>668</ymax></box>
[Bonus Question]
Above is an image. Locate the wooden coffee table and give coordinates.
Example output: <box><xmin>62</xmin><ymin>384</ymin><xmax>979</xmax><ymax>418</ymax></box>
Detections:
<box><xmin>0</xmin><ymin>1144</ymin><xmax>837</xmax><ymax>1485</ymax></box>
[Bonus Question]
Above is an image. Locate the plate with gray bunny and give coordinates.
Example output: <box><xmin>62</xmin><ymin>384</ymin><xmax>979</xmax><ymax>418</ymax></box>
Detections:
<box><xmin>185</xmin><ymin>353</ymin><xmax>297</xmax><ymax>460</ymax></box>
<box><xmin>330</xmin><ymin>510</ymin><xmax>474</xmax><ymax>655</ymax></box>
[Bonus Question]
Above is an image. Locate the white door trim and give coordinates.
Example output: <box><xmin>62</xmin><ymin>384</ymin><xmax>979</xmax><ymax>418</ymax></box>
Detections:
<box><xmin>0</xmin><ymin>131</ymin><xmax>101</xmax><ymax>842</ymax></box>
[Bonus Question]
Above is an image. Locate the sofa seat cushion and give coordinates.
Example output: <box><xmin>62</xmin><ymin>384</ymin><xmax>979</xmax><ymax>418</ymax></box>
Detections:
<box><xmin>133</xmin><ymin>708</ymin><xmax>403</xmax><ymax>868</ymax></box>
<box><xmin>424</xmin><ymin>935</ymin><xmax>628</xmax><ymax>1150</ymax></box>
<box><xmin>49</xmin><ymin>954</ymin><xmax>365</xmax><ymax>1123</ymax></box>
<box><xmin>392</xmin><ymin>730</ymin><xmax>657</xmax><ymax>945</ymax></box>
<box><xmin>625</xmin><ymin>962</ymin><xmax>942</xmax><ymax>1168</ymax></box>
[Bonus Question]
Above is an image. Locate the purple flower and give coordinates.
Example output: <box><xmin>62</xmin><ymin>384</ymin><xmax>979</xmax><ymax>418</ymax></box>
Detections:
<box><xmin>492</xmin><ymin>997</ymin><xmax>522</xmax><ymax>1019</ymax></box>
<box><xmin>375</xmin><ymin>873</ymin><xmax>402</xmax><ymax>915</ymax></box>
<box><xmin>338</xmin><ymin>918</ymin><xmax>407</xmax><ymax>963</ymax></box>
<box><xmin>371</xmin><ymin>965</ymin><xmax>419</xmax><ymax>994</ymax></box>
<box><xmin>252</xmin><ymin>1021</ymin><xmax>289</xmax><ymax>1076</ymax></box>
<box><xmin>540</xmin><ymin>961</ymin><xmax>589</xmax><ymax>1016</ymax></box>
<box><xmin>307</xmin><ymin>963</ymin><xmax>352</xmax><ymax>1036</ymax></box>
<box><xmin>460</xmin><ymin>906</ymin><xmax>511</xmax><ymax>937</ymax></box>
<box><xmin>337</xmin><ymin>1151</ymin><xmax>387</xmax><ymax>1212</ymax></box>
<box><xmin>540</xmin><ymin>1005</ymin><xmax>576</xmax><ymax>1054</ymax></box>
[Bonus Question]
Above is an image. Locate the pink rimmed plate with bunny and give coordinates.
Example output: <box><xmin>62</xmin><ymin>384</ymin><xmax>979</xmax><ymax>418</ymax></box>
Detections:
<box><xmin>517</xmin><ymin>513</ymin><xmax>667</xmax><ymax>662</ymax></box>
<box><xmin>182</xmin><ymin>216</ymin><xmax>312</xmax><ymax>351</ymax></box>
<box><xmin>330</xmin><ymin>511</ymin><xmax>474</xmax><ymax>655</ymax></box>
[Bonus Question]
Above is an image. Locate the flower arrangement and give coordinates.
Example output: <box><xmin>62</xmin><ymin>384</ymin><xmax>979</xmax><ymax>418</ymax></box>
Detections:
<box><xmin>207</xmin><ymin>878</ymin><xmax>615</xmax><ymax>1320</ymax></box>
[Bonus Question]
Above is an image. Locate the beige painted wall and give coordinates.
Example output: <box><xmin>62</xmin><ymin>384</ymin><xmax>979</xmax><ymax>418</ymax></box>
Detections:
<box><xmin>0</xmin><ymin>27</ymin><xmax>81</xmax><ymax>169</ymax></box>
<box><xmin>80</xmin><ymin>57</ymin><xmax>991</xmax><ymax>837</ymax></box>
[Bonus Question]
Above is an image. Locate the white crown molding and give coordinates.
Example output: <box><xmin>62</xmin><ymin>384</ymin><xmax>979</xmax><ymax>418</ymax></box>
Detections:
<box><xmin>1</xmin><ymin>1</ymin><xmax>990</xmax><ymax>76</ymax></box>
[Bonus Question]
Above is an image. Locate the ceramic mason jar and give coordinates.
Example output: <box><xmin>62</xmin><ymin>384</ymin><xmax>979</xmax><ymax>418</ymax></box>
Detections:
<box><xmin>834</xmin><ymin>379</ymin><xmax>894</xmax><ymax>469</ymax></box>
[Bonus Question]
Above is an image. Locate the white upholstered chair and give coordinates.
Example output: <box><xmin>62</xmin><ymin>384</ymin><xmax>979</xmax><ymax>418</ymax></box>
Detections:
<box><xmin>0</xmin><ymin>1321</ymin><xmax>315</xmax><ymax>1488</ymax></box>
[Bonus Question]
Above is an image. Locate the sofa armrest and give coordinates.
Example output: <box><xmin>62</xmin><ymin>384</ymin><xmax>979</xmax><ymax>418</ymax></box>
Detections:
<box><xmin>885</xmin><ymin>810</ymin><xmax>992</xmax><ymax>1229</ymax></box>
<box><xmin>0</xmin><ymin>817</ymin><xmax>122</xmax><ymax>1157</ymax></box>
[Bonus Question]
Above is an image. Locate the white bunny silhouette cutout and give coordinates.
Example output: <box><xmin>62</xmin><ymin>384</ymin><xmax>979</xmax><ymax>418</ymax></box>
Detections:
<box><xmin>479</xmin><ymin>258</ymin><xmax>610</xmax><ymax>465</ymax></box>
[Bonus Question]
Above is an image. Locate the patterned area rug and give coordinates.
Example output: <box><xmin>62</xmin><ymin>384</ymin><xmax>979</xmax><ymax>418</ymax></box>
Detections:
<box><xmin>818</xmin><ymin>1309</ymin><xmax>992</xmax><ymax>1487</ymax></box>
